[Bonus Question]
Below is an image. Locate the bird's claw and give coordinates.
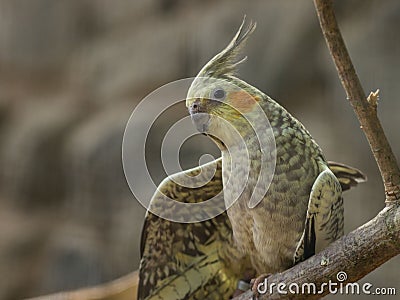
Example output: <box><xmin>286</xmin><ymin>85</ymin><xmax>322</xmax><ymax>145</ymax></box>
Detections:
<box><xmin>250</xmin><ymin>273</ymin><xmax>272</xmax><ymax>300</ymax></box>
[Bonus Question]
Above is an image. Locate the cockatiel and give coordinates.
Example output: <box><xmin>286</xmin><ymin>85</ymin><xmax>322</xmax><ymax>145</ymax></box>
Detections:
<box><xmin>138</xmin><ymin>19</ymin><xmax>366</xmax><ymax>300</ymax></box>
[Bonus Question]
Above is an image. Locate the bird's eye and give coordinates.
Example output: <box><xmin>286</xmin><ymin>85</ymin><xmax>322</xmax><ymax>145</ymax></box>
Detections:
<box><xmin>212</xmin><ymin>88</ymin><xmax>226</xmax><ymax>100</ymax></box>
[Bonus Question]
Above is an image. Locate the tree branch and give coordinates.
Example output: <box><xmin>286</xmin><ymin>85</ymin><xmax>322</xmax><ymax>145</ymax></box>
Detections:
<box><xmin>233</xmin><ymin>206</ymin><xmax>400</xmax><ymax>299</ymax></box>
<box><xmin>29</xmin><ymin>272</ymin><xmax>139</xmax><ymax>300</ymax></box>
<box><xmin>314</xmin><ymin>0</ymin><xmax>400</xmax><ymax>204</ymax></box>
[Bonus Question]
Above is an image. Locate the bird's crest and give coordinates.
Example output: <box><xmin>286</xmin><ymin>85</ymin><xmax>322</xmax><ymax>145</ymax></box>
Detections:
<box><xmin>197</xmin><ymin>16</ymin><xmax>256</xmax><ymax>78</ymax></box>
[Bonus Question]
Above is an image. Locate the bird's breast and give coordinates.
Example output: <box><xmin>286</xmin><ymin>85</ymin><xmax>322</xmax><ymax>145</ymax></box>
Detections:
<box><xmin>222</xmin><ymin>148</ymin><xmax>320</xmax><ymax>273</ymax></box>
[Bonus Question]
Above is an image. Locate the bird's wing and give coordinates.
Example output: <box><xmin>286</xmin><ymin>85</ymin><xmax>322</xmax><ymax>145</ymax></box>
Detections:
<box><xmin>138</xmin><ymin>158</ymin><xmax>246</xmax><ymax>300</ymax></box>
<box><xmin>294</xmin><ymin>160</ymin><xmax>367</xmax><ymax>263</ymax></box>
<box><xmin>294</xmin><ymin>160</ymin><xmax>344</xmax><ymax>263</ymax></box>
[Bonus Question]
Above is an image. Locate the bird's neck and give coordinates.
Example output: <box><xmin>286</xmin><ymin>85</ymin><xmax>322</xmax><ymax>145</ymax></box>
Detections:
<box><xmin>221</xmin><ymin>129</ymin><xmax>275</xmax><ymax>209</ymax></box>
<box><xmin>219</xmin><ymin>97</ymin><xmax>279</xmax><ymax>209</ymax></box>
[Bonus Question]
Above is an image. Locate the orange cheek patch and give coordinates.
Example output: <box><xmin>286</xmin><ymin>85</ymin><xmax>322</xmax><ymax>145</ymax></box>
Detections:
<box><xmin>227</xmin><ymin>91</ymin><xmax>260</xmax><ymax>114</ymax></box>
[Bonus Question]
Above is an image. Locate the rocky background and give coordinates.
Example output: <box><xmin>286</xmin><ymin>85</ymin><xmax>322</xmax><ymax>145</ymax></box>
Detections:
<box><xmin>0</xmin><ymin>0</ymin><xmax>399</xmax><ymax>299</ymax></box>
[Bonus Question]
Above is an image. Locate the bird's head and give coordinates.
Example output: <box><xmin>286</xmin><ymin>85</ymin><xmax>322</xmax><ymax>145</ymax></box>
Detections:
<box><xmin>186</xmin><ymin>18</ymin><xmax>264</xmax><ymax>151</ymax></box>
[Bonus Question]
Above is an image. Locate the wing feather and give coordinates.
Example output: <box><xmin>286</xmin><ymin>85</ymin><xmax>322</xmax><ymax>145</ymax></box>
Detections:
<box><xmin>138</xmin><ymin>158</ymin><xmax>246</xmax><ymax>300</ymax></box>
<box><xmin>295</xmin><ymin>161</ymin><xmax>343</xmax><ymax>263</ymax></box>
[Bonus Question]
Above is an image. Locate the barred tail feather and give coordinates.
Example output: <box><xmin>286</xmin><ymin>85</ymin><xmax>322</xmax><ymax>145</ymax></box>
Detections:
<box><xmin>328</xmin><ymin>161</ymin><xmax>367</xmax><ymax>191</ymax></box>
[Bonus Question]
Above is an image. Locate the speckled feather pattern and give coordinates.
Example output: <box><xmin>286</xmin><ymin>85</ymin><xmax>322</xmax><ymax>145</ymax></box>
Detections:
<box><xmin>138</xmin><ymin>94</ymin><xmax>364</xmax><ymax>299</ymax></box>
<box><xmin>222</xmin><ymin>94</ymin><xmax>327</xmax><ymax>274</ymax></box>
<box><xmin>138</xmin><ymin>19</ymin><xmax>366</xmax><ymax>300</ymax></box>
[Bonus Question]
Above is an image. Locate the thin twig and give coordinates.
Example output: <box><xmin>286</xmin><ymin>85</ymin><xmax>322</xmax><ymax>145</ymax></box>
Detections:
<box><xmin>314</xmin><ymin>0</ymin><xmax>400</xmax><ymax>204</ymax></box>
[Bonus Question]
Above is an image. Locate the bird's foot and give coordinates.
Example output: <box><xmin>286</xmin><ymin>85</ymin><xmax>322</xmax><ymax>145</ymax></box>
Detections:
<box><xmin>232</xmin><ymin>270</ymin><xmax>255</xmax><ymax>297</ymax></box>
<box><xmin>232</xmin><ymin>279</ymin><xmax>251</xmax><ymax>297</ymax></box>
<box><xmin>250</xmin><ymin>273</ymin><xmax>272</xmax><ymax>300</ymax></box>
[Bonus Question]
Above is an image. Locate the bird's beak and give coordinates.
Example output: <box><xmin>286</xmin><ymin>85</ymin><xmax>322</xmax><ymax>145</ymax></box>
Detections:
<box><xmin>188</xmin><ymin>99</ymin><xmax>210</xmax><ymax>133</ymax></box>
<box><xmin>191</xmin><ymin>113</ymin><xmax>210</xmax><ymax>133</ymax></box>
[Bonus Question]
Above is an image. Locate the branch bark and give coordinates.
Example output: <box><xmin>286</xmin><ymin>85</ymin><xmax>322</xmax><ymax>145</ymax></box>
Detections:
<box><xmin>314</xmin><ymin>0</ymin><xmax>400</xmax><ymax>204</ymax></box>
<box><xmin>233</xmin><ymin>206</ymin><xmax>400</xmax><ymax>299</ymax></box>
<box><xmin>29</xmin><ymin>272</ymin><xmax>139</xmax><ymax>300</ymax></box>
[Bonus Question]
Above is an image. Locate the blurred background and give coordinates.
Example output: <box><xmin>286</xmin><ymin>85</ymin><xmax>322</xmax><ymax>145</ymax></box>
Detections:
<box><xmin>0</xmin><ymin>0</ymin><xmax>399</xmax><ymax>299</ymax></box>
